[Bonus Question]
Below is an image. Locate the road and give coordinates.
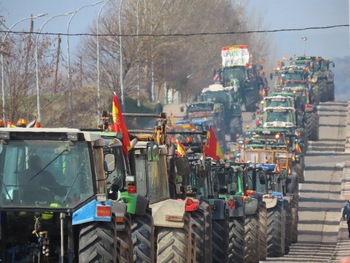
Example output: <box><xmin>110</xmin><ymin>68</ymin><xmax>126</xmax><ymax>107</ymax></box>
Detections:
<box><xmin>262</xmin><ymin>101</ymin><xmax>350</xmax><ymax>262</ymax></box>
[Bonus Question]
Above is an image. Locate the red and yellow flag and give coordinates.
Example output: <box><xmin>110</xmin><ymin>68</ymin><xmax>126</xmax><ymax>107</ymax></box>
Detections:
<box><xmin>203</xmin><ymin>127</ymin><xmax>224</xmax><ymax>161</ymax></box>
<box><xmin>295</xmin><ymin>142</ymin><xmax>302</xmax><ymax>153</ymax></box>
<box><xmin>176</xmin><ymin>140</ymin><xmax>186</xmax><ymax>157</ymax></box>
<box><xmin>7</xmin><ymin>120</ymin><xmax>16</xmax><ymax>128</ymax></box>
<box><xmin>112</xmin><ymin>93</ymin><xmax>131</xmax><ymax>154</ymax></box>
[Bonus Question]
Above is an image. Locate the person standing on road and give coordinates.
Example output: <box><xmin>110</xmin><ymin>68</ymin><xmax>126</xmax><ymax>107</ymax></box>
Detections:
<box><xmin>342</xmin><ymin>200</ymin><xmax>350</xmax><ymax>238</ymax></box>
<box><xmin>155</xmin><ymin>101</ymin><xmax>163</xmax><ymax>114</ymax></box>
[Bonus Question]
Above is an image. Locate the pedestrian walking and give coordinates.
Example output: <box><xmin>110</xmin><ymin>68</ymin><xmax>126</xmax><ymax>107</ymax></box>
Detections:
<box><xmin>342</xmin><ymin>200</ymin><xmax>350</xmax><ymax>238</ymax></box>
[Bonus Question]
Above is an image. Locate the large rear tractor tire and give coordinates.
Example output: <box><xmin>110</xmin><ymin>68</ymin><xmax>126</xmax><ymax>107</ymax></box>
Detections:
<box><xmin>283</xmin><ymin>200</ymin><xmax>291</xmax><ymax>255</ymax></box>
<box><xmin>131</xmin><ymin>208</ymin><xmax>154</xmax><ymax>263</ymax></box>
<box><xmin>191</xmin><ymin>203</ymin><xmax>212</xmax><ymax>263</ymax></box>
<box><xmin>244</xmin><ymin>211</ymin><xmax>260</xmax><ymax>263</ymax></box>
<box><xmin>319</xmin><ymin>79</ymin><xmax>328</xmax><ymax>102</ymax></box>
<box><xmin>212</xmin><ymin>215</ymin><xmax>228</xmax><ymax>263</ymax></box>
<box><xmin>258</xmin><ymin>202</ymin><xmax>268</xmax><ymax>261</ymax></box>
<box><xmin>79</xmin><ymin>221</ymin><xmax>117</xmax><ymax>263</ymax></box>
<box><xmin>291</xmin><ymin>195</ymin><xmax>299</xmax><ymax>243</ymax></box>
<box><xmin>230</xmin><ymin>116</ymin><xmax>243</xmax><ymax>141</ymax></box>
<box><xmin>228</xmin><ymin>216</ymin><xmax>245</xmax><ymax>263</ymax></box>
<box><xmin>327</xmin><ymin>82</ymin><xmax>335</xmax><ymax>101</ymax></box>
<box><xmin>267</xmin><ymin>201</ymin><xmax>285</xmax><ymax>257</ymax></box>
<box><xmin>117</xmin><ymin>214</ymin><xmax>133</xmax><ymax>263</ymax></box>
<box><xmin>306</xmin><ymin>111</ymin><xmax>319</xmax><ymax>141</ymax></box>
<box><xmin>156</xmin><ymin>213</ymin><xmax>192</xmax><ymax>263</ymax></box>
<box><xmin>245</xmin><ymin>90</ymin><xmax>259</xmax><ymax>112</ymax></box>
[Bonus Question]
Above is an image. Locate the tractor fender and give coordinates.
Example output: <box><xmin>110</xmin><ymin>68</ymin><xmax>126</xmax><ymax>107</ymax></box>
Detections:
<box><xmin>150</xmin><ymin>199</ymin><xmax>186</xmax><ymax>228</ymax></box>
<box><xmin>244</xmin><ymin>198</ymin><xmax>258</xmax><ymax>216</ymax></box>
<box><xmin>263</xmin><ymin>196</ymin><xmax>278</xmax><ymax>209</ymax></box>
<box><xmin>228</xmin><ymin>195</ymin><xmax>245</xmax><ymax>217</ymax></box>
<box><xmin>209</xmin><ymin>199</ymin><xmax>226</xmax><ymax>220</ymax></box>
<box><xmin>72</xmin><ymin>200</ymin><xmax>115</xmax><ymax>226</ymax></box>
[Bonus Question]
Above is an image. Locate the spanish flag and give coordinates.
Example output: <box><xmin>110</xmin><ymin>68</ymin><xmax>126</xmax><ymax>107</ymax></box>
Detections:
<box><xmin>112</xmin><ymin>93</ymin><xmax>131</xmax><ymax>154</ymax></box>
<box><xmin>176</xmin><ymin>140</ymin><xmax>186</xmax><ymax>157</ymax></box>
<box><xmin>7</xmin><ymin>120</ymin><xmax>16</xmax><ymax>128</ymax></box>
<box><xmin>203</xmin><ymin>127</ymin><xmax>224</xmax><ymax>161</ymax></box>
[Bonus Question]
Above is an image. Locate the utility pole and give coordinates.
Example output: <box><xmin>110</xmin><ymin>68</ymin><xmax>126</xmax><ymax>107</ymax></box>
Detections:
<box><xmin>53</xmin><ymin>34</ymin><xmax>61</xmax><ymax>95</ymax></box>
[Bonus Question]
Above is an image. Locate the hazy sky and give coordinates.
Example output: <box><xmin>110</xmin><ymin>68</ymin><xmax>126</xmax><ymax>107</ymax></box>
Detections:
<box><xmin>1</xmin><ymin>0</ymin><xmax>348</xmax><ymax>61</ymax></box>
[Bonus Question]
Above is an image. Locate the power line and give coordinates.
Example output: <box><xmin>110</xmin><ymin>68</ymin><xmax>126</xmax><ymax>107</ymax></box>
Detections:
<box><xmin>0</xmin><ymin>24</ymin><xmax>348</xmax><ymax>38</ymax></box>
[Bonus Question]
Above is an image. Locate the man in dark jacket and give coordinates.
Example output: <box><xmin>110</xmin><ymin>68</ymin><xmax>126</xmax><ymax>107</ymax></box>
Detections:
<box><xmin>155</xmin><ymin>101</ymin><xmax>163</xmax><ymax>114</ymax></box>
<box><xmin>342</xmin><ymin>200</ymin><xmax>350</xmax><ymax>238</ymax></box>
<box><xmin>18</xmin><ymin>155</ymin><xmax>67</xmax><ymax>204</ymax></box>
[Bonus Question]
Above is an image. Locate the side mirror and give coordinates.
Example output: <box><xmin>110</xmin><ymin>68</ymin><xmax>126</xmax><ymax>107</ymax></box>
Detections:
<box><xmin>104</xmin><ymin>153</ymin><xmax>115</xmax><ymax>172</ymax></box>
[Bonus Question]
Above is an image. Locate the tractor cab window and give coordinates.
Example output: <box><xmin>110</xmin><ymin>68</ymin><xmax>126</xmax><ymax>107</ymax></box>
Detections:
<box><xmin>266</xmin><ymin>111</ymin><xmax>291</xmax><ymax>122</ymax></box>
<box><xmin>0</xmin><ymin>140</ymin><xmax>94</xmax><ymax>208</ymax></box>
<box><xmin>222</xmin><ymin>67</ymin><xmax>245</xmax><ymax>84</ymax></box>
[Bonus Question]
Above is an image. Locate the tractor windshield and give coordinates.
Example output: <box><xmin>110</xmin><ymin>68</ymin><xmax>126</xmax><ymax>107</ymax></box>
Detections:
<box><xmin>187</xmin><ymin>103</ymin><xmax>213</xmax><ymax>113</ymax></box>
<box><xmin>281</xmin><ymin>73</ymin><xmax>303</xmax><ymax>81</ymax></box>
<box><xmin>266</xmin><ymin>111</ymin><xmax>292</xmax><ymax>122</ymax></box>
<box><xmin>265</xmin><ymin>98</ymin><xmax>291</xmax><ymax>108</ymax></box>
<box><xmin>222</xmin><ymin>67</ymin><xmax>245</xmax><ymax>84</ymax></box>
<box><xmin>202</xmin><ymin>91</ymin><xmax>227</xmax><ymax>103</ymax></box>
<box><xmin>0</xmin><ymin>140</ymin><xmax>94</xmax><ymax>208</ymax></box>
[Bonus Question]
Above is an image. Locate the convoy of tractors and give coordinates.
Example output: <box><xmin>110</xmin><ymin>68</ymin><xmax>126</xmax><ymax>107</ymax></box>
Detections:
<box><xmin>0</xmin><ymin>46</ymin><xmax>335</xmax><ymax>262</ymax></box>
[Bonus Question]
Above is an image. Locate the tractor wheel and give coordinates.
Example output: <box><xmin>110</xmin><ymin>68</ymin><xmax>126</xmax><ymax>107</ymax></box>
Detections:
<box><xmin>245</xmin><ymin>90</ymin><xmax>259</xmax><ymax>112</ymax></box>
<box><xmin>131</xmin><ymin>208</ymin><xmax>154</xmax><ymax>263</ymax></box>
<box><xmin>78</xmin><ymin>221</ymin><xmax>117</xmax><ymax>263</ymax></box>
<box><xmin>191</xmin><ymin>203</ymin><xmax>212</xmax><ymax>262</ymax></box>
<box><xmin>212</xmin><ymin>215</ymin><xmax>229</xmax><ymax>263</ymax></box>
<box><xmin>306</xmin><ymin>111</ymin><xmax>319</xmax><ymax>141</ymax></box>
<box><xmin>283</xmin><ymin>200</ymin><xmax>291</xmax><ymax>255</ymax></box>
<box><xmin>228</xmin><ymin>216</ymin><xmax>245</xmax><ymax>263</ymax></box>
<box><xmin>157</xmin><ymin>213</ymin><xmax>192</xmax><ymax>263</ymax></box>
<box><xmin>258</xmin><ymin>202</ymin><xmax>268</xmax><ymax>261</ymax></box>
<box><xmin>244</xmin><ymin>211</ymin><xmax>260</xmax><ymax>263</ymax></box>
<box><xmin>319</xmin><ymin>80</ymin><xmax>328</xmax><ymax>102</ymax></box>
<box><xmin>295</xmin><ymin>163</ymin><xmax>305</xmax><ymax>183</ymax></box>
<box><xmin>291</xmin><ymin>195</ymin><xmax>299</xmax><ymax>243</ymax></box>
<box><xmin>230</xmin><ymin>116</ymin><xmax>243</xmax><ymax>141</ymax></box>
<box><xmin>267</xmin><ymin>201</ymin><xmax>285</xmax><ymax>257</ymax></box>
<box><xmin>327</xmin><ymin>82</ymin><xmax>335</xmax><ymax>101</ymax></box>
<box><xmin>117</xmin><ymin>214</ymin><xmax>133</xmax><ymax>263</ymax></box>
<box><xmin>311</xmin><ymin>84</ymin><xmax>320</xmax><ymax>105</ymax></box>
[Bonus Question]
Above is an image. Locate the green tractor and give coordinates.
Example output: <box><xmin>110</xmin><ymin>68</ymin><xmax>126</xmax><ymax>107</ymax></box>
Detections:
<box><xmin>216</xmin><ymin>45</ymin><xmax>268</xmax><ymax>112</ymax></box>
<box><xmin>201</xmin><ymin>83</ymin><xmax>243</xmax><ymax>141</ymax></box>
<box><xmin>290</xmin><ymin>56</ymin><xmax>335</xmax><ymax>102</ymax></box>
<box><xmin>272</xmin><ymin>65</ymin><xmax>320</xmax><ymax>141</ymax></box>
<box><xmin>217</xmin><ymin>161</ymin><xmax>268</xmax><ymax>263</ymax></box>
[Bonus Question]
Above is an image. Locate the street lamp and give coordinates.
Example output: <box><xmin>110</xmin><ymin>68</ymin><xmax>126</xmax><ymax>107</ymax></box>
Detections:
<box><xmin>119</xmin><ymin>0</ymin><xmax>125</xmax><ymax>112</ymax></box>
<box><xmin>301</xmin><ymin>36</ymin><xmax>307</xmax><ymax>55</ymax></box>
<box><xmin>97</xmin><ymin>0</ymin><xmax>113</xmax><ymax>122</ymax></box>
<box><xmin>1</xmin><ymin>13</ymin><xmax>47</xmax><ymax>122</ymax></box>
<box><xmin>35</xmin><ymin>11</ymin><xmax>74</xmax><ymax>123</ymax></box>
<box><xmin>67</xmin><ymin>1</ymin><xmax>102</xmax><ymax>125</ymax></box>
